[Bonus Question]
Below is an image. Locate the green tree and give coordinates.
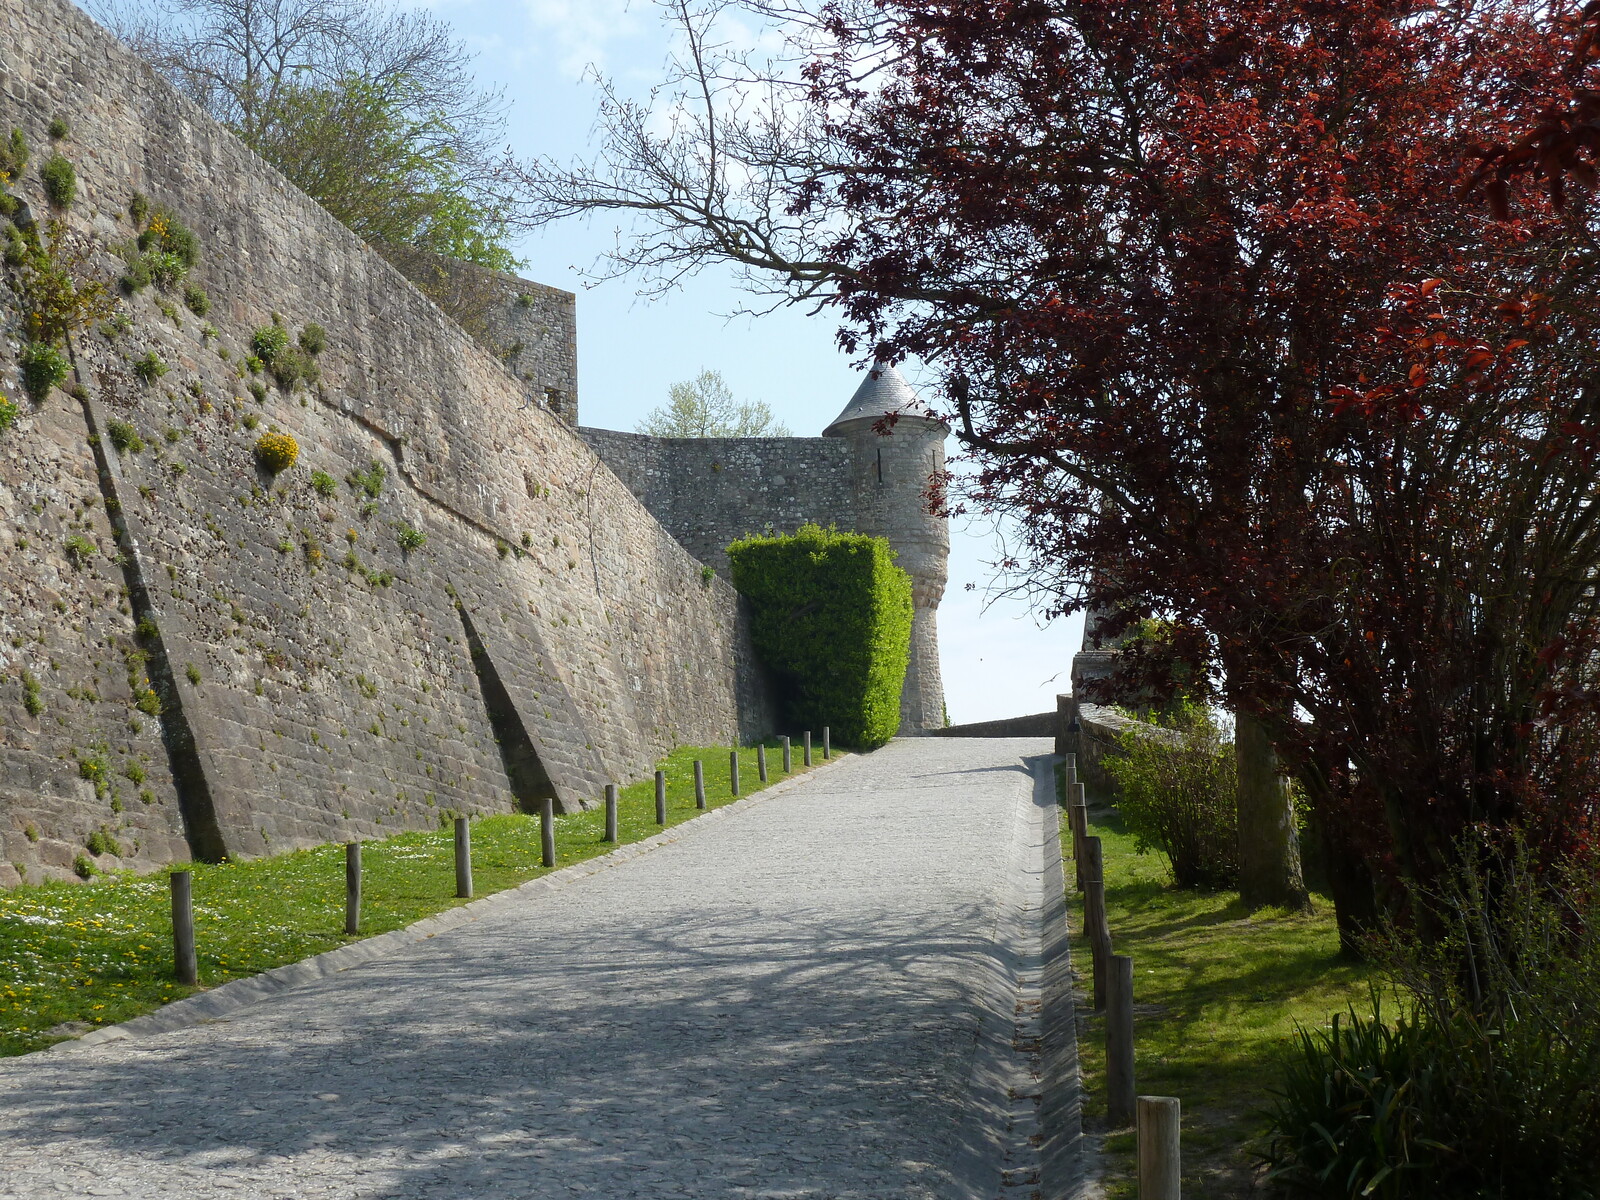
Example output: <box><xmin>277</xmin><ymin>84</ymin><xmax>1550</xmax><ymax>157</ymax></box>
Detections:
<box><xmin>637</xmin><ymin>370</ymin><xmax>791</xmax><ymax>437</ymax></box>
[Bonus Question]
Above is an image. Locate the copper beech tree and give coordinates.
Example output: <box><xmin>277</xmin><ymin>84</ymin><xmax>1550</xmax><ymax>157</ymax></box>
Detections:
<box><xmin>515</xmin><ymin>0</ymin><xmax>1600</xmax><ymax>947</ymax></box>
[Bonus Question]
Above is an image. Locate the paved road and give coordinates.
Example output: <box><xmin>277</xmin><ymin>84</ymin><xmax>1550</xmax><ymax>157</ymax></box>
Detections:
<box><xmin>0</xmin><ymin>738</ymin><xmax>1065</xmax><ymax>1200</ymax></box>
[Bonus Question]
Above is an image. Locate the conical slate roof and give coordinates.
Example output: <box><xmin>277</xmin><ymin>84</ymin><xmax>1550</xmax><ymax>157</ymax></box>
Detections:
<box><xmin>823</xmin><ymin>362</ymin><xmax>946</xmax><ymax>436</ymax></box>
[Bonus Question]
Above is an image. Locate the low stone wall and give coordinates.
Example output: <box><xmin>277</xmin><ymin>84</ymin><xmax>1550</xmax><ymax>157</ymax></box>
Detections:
<box><xmin>1056</xmin><ymin>700</ymin><xmax>1180</xmax><ymax>798</ymax></box>
<box><xmin>930</xmin><ymin>711</ymin><xmax>1057</xmax><ymax>738</ymax></box>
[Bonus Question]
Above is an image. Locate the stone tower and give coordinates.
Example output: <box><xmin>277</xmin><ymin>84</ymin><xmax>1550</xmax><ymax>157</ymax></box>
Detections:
<box><xmin>823</xmin><ymin>365</ymin><xmax>950</xmax><ymax>734</ymax></box>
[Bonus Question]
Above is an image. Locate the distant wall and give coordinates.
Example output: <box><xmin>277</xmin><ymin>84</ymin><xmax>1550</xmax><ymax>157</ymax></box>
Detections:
<box><xmin>930</xmin><ymin>712</ymin><xmax>1056</xmax><ymax>738</ymax></box>
<box><xmin>577</xmin><ymin>430</ymin><xmax>856</xmax><ymax>573</ymax></box>
<box><xmin>0</xmin><ymin>0</ymin><xmax>772</xmax><ymax>885</ymax></box>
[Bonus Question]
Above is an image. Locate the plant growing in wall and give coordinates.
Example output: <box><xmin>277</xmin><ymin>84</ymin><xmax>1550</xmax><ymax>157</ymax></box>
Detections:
<box><xmin>728</xmin><ymin>523</ymin><xmax>912</xmax><ymax>749</ymax></box>
<box><xmin>0</xmin><ymin>393</ymin><xmax>16</xmax><ymax>433</ymax></box>
<box><xmin>255</xmin><ymin>431</ymin><xmax>300</xmax><ymax>473</ymax></box>
<box><xmin>18</xmin><ymin>343</ymin><xmax>67</xmax><ymax>404</ymax></box>
<box><xmin>132</xmin><ymin>352</ymin><xmax>167</xmax><ymax>384</ymax></box>
<box><xmin>396</xmin><ymin>521</ymin><xmax>426</xmax><ymax>551</ymax></box>
<box><xmin>39</xmin><ymin>156</ymin><xmax>75</xmax><ymax>208</ymax></box>
<box><xmin>106</xmin><ymin>419</ymin><xmax>144</xmax><ymax>454</ymax></box>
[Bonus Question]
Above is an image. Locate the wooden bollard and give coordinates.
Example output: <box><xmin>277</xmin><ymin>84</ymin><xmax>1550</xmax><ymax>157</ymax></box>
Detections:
<box><xmin>758</xmin><ymin>743</ymin><xmax>768</xmax><ymax>782</ymax></box>
<box><xmin>730</xmin><ymin>750</ymin><xmax>740</xmax><ymax>796</ymax></box>
<box><xmin>344</xmin><ymin>842</ymin><xmax>361</xmax><ymax>935</ymax></box>
<box><xmin>1064</xmin><ymin>751</ymin><xmax>1077</xmax><ymax>786</ymax></box>
<box><xmin>1137</xmin><ymin>1096</ymin><xmax>1182</xmax><ymax>1200</ymax></box>
<box><xmin>454</xmin><ymin>816</ymin><xmax>473</xmax><ymax>899</ymax></box>
<box><xmin>1071</xmin><ymin>783</ymin><xmax>1088</xmax><ymax>891</ymax></box>
<box><xmin>1108</xmin><ymin>954</ymin><xmax>1136</xmax><ymax>1126</ymax></box>
<box><xmin>654</xmin><ymin>770</ymin><xmax>667</xmax><ymax>824</ymax></box>
<box><xmin>782</xmin><ymin>735</ymin><xmax>792</xmax><ymax>773</ymax></box>
<box><xmin>822</xmin><ymin>726</ymin><xmax>830</xmax><ymax>759</ymax></box>
<box><xmin>604</xmin><ymin>783</ymin><xmax>618</xmax><ymax>843</ymax></box>
<box><xmin>170</xmin><ymin>870</ymin><xmax>197</xmax><ymax>985</ymax></box>
<box><xmin>540</xmin><ymin>797</ymin><xmax>555</xmax><ymax>867</ymax></box>
<box><xmin>693</xmin><ymin>759</ymin><xmax>706</xmax><ymax>810</ymax></box>
<box><xmin>804</xmin><ymin>730</ymin><xmax>812</xmax><ymax>766</ymax></box>
<box><xmin>1082</xmin><ymin>835</ymin><xmax>1113</xmax><ymax>1010</ymax></box>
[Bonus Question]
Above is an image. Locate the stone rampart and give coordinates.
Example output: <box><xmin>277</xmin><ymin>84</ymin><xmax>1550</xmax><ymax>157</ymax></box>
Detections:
<box><xmin>0</xmin><ymin>0</ymin><xmax>772</xmax><ymax>885</ymax></box>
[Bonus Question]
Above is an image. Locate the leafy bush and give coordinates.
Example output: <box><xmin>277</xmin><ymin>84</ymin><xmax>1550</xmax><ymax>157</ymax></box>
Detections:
<box><xmin>396</xmin><ymin>521</ymin><xmax>426</xmax><ymax>551</ymax></box>
<box><xmin>106</xmin><ymin>419</ymin><xmax>144</xmax><ymax>454</ymax></box>
<box><xmin>347</xmin><ymin>459</ymin><xmax>386</xmax><ymax>498</ymax></box>
<box><xmin>0</xmin><ymin>127</ymin><xmax>28</xmax><ymax>179</ymax></box>
<box><xmin>183</xmin><ymin>283</ymin><xmax>209</xmax><ymax>316</ymax></box>
<box><xmin>85</xmin><ymin>828</ymin><xmax>121</xmax><ymax>857</ymax></box>
<box><xmin>128</xmin><ymin>192</ymin><xmax>148</xmax><ymax>224</ymax></box>
<box><xmin>1104</xmin><ymin>701</ymin><xmax>1239</xmax><ymax>888</ymax></box>
<box><xmin>298</xmin><ymin>323</ymin><xmax>326</xmax><ymax>355</ymax></box>
<box><xmin>136</xmin><ymin>207</ymin><xmax>198</xmax><ymax>271</ymax></box>
<box><xmin>269</xmin><ymin>344</ymin><xmax>317</xmax><ymax>390</ymax></box>
<box><xmin>47</xmin><ymin>117</ymin><xmax>69</xmax><ymax>140</ymax></box>
<box><xmin>39</xmin><ymin>155</ymin><xmax>75</xmax><ymax>208</ymax></box>
<box><xmin>255</xmin><ymin>431</ymin><xmax>300</xmax><ymax>473</ymax></box>
<box><xmin>1265</xmin><ymin>837</ymin><xmax>1600</xmax><ymax>1198</ymax></box>
<box><xmin>250</xmin><ymin>322</ymin><xmax>289</xmax><ymax>364</ymax></box>
<box><xmin>19</xmin><ymin>341</ymin><xmax>69</xmax><ymax>403</ymax></box>
<box><xmin>310</xmin><ymin>469</ymin><xmax>338</xmax><ymax>496</ymax></box>
<box><xmin>132</xmin><ymin>352</ymin><xmax>167</xmax><ymax>384</ymax></box>
<box><xmin>727</xmin><ymin>523</ymin><xmax>912</xmax><ymax>748</ymax></box>
<box><xmin>0</xmin><ymin>394</ymin><xmax>18</xmax><ymax>432</ymax></box>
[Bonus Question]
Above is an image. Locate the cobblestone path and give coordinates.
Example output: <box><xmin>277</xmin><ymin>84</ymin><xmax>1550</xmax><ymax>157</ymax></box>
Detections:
<box><xmin>0</xmin><ymin>738</ymin><xmax>1070</xmax><ymax>1200</ymax></box>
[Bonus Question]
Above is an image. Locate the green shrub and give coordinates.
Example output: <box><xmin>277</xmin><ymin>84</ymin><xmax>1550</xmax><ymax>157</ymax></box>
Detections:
<box><xmin>20</xmin><ymin>670</ymin><xmax>43</xmax><ymax>716</ymax></box>
<box><xmin>250</xmin><ymin>322</ymin><xmax>289</xmax><ymax>364</ymax></box>
<box><xmin>63</xmin><ymin>533</ymin><xmax>96</xmax><ymax>567</ymax></box>
<box><xmin>106</xmin><ymin>419</ymin><xmax>144</xmax><ymax>454</ymax></box>
<box><xmin>395</xmin><ymin>521</ymin><xmax>426</xmax><ymax>551</ymax></box>
<box><xmin>1104</xmin><ymin>702</ymin><xmax>1238</xmax><ymax>888</ymax></box>
<box><xmin>19</xmin><ymin>342</ymin><xmax>69</xmax><ymax>403</ymax></box>
<box><xmin>136</xmin><ymin>207</ymin><xmax>198</xmax><ymax>270</ymax></box>
<box><xmin>0</xmin><ymin>394</ymin><xmax>17</xmax><ymax>432</ymax></box>
<box><xmin>0</xmin><ymin>127</ymin><xmax>28</xmax><ymax>179</ymax></box>
<box><xmin>128</xmin><ymin>193</ymin><xmax>148</xmax><ymax>224</ymax></box>
<box><xmin>85</xmin><ymin>828</ymin><xmax>121</xmax><ymax>857</ymax></box>
<box><xmin>268</xmin><ymin>344</ymin><xmax>317</xmax><ymax>390</ymax></box>
<box><xmin>1265</xmin><ymin>837</ymin><xmax>1600</xmax><ymax>1198</ymax></box>
<box><xmin>254</xmin><ymin>430</ymin><xmax>300</xmax><ymax>473</ymax></box>
<box><xmin>47</xmin><ymin>117</ymin><xmax>69</xmax><ymax>140</ymax></box>
<box><xmin>727</xmin><ymin>523</ymin><xmax>912</xmax><ymax>748</ymax></box>
<box><xmin>132</xmin><ymin>352</ymin><xmax>167</xmax><ymax>384</ymax></box>
<box><xmin>310</xmin><ymin>469</ymin><xmax>338</xmax><ymax>496</ymax></box>
<box><xmin>347</xmin><ymin>459</ymin><xmax>386</xmax><ymax>498</ymax></box>
<box><xmin>183</xmin><ymin>283</ymin><xmax>209</xmax><ymax>316</ymax></box>
<box><xmin>39</xmin><ymin>155</ymin><xmax>75</xmax><ymax>208</ymax></box>
<box><xmin>72</xmin><ymin>853</ymin><xmax>96</xmax><ymax>880</ymax></box>
<box><xmin>185</xmin><ymin>663</ymin><xmax>201</xmax><ymax>685</ymax></box>
<box><xmin>298</xmin><ymin>323</ymin><xmax>326</xmax><ymax>355</ymax></box>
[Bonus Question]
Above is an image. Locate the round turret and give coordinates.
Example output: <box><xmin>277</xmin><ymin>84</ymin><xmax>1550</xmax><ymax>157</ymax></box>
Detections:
<box><xmin>825</xmin><ymin>364</ymin><xmax>950</xmax><ymax>734</ymax></box>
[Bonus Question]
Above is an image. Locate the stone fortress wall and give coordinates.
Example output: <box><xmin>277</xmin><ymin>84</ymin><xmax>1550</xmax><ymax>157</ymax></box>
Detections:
<box><xmin>0</xmin><ymin>0</ymin><xmax>775</xmax><ymax>886</ymax></box>
<box><xmin>579</xmin><ymin>367</ymin><xmax>951</xmax><ymax>736</ymax></box>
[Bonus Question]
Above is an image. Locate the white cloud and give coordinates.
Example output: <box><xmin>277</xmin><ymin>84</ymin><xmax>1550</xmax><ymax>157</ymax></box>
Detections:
<box><xmin>518</xmin><ymin>0</ymin><xmax>646</xmax><ymax>79</ymax></box>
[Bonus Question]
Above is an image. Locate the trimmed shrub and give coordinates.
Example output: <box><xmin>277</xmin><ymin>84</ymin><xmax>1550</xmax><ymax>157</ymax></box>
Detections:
<box><xmin>255</xmin><ymin>430</ymin><xmax>299</xmax><ymax>473</ymax></box>
<box><xmin>1104</xmin><ymin>702</ymin><xmax>1239</xmax><ymax>888</ymax></box>
<box><xmin>39</xmin><ymin>155</ymin><xmax>75</xmax><ymax>208</ymax></box>
<box><xmin>727</xmin><ymin>523</ymin><xmax>912</xmax><ymax>748</ymax></box>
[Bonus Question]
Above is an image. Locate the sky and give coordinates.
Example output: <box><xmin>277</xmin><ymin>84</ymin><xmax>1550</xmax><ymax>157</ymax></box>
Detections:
<box><xmin>424</xmin><ymin>0</ymin><xmax>1085</xmax><ymax>724</ymax></box>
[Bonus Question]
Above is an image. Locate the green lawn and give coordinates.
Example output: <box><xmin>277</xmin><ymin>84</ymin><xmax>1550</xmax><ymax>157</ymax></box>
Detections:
<box><xmin>1065</xmin><ymin>795</ymin><xmax>1373</xmax><ymax>1198</ymax></box>
<box><xmin>1</xmin><ymin>740</ymin><xmax>832</xmax><ymax>1057</ymax></box>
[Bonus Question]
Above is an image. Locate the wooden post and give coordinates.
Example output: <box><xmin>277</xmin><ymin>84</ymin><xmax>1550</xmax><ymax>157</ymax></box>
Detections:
<box><xmin>1137</xmin><ymin>1096</ymin><xmax>1182</xmax><ymax>1200</ymax></box>
<box><xmin>655</xmin><ymin>770</ymin><xmax>667</xmax><ymax>825</ymax></box>
<box><xmin>803</xmin><ymin>730</ymin><xmax>812</xmax><ymax>766</ymax></box>
<box><xmin>729</xmin><ymin>750</ymin><xmax>740</xmax><ymax>796</ymax></box>
<box><xmin>1108</xmin><ymin>954</ymin><xmax>1136</xmax><ymax>1126</ymax></box>
<box><xmin>693</xmin><ymin>759</ymin><xmax>706</xmax><ymax>810</ymax></box>
<box><xmin>1082</xmin><ymin>835</ymin><xmax>1113</xmax><ymax>1010</ymax></box>
<box><xmin>540</xmin><ymin>797</ymin><xmax>555</xmax><ymax>867</ymax></box>
<box><xmin>782</xmin><ymin>736</ymin><xmax>792</xmax><ymax>773</ymax></box>
<box><xmin>170</xmin><ymin>870</ymin><xmax>197</xmax><ymax>986</ymax></box>
<box><xmin>604</xmin><ymin>783</ymin><xmax>618</xmax><ymax>843</ymax></box>
<box><xmin>758</xmin><ymin>743</ymin><xmax>768</xmax><ymax>782</ymax></box>
<box><xmin>454</xmin><ymin>816</ymin><xmax>473</xmax><ymax>899</ymax></box>
<box><xmin>1064</xmin><ymin>751</ymin><xmax>1077</xmax><ymax>787</ymax></box>
<box><xmin>344</xmin><ymin>842</ymin><xmax>361</xmax><ymax>935</ymax></box>
<box><xmin>1070</xmin><ymin>783</ymin><xmax>1088</xmax><ymax>892</ymax></box>
<box><xmin>822</xmin><ymin>726</ymin><xmax>830</xmax><ymax>759</ymax></box>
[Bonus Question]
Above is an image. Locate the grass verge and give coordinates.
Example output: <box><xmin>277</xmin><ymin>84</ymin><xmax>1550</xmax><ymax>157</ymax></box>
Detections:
<box><xmin>1</xmin><ymin>740</ymin><xmax>835</xmax><ymax>1057</ymax></box>
<box><xmin>1065</xmin><ymin>794</ymin><xmax>1373</xmax><ymax>1198</ymax></box>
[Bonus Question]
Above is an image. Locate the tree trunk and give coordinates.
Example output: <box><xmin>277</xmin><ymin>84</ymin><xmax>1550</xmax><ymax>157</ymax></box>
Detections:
<box><xmin>1235</xmin><ymin>711</ymin><xmax>1312</xmax><ymax>912</ymax></box>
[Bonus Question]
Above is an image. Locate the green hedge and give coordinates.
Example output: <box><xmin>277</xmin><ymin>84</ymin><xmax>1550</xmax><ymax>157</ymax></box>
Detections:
<box><xmin>727</xmin><ymin>523</ymin><xmax>912</xmax><ymax>748</ymax></box>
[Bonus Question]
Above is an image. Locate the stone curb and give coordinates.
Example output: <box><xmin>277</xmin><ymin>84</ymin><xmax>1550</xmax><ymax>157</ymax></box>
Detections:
<box><xmin>43</xmin><ymin>752</ymin><xmax>859</xmax><ymax>1056</ymax></box>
